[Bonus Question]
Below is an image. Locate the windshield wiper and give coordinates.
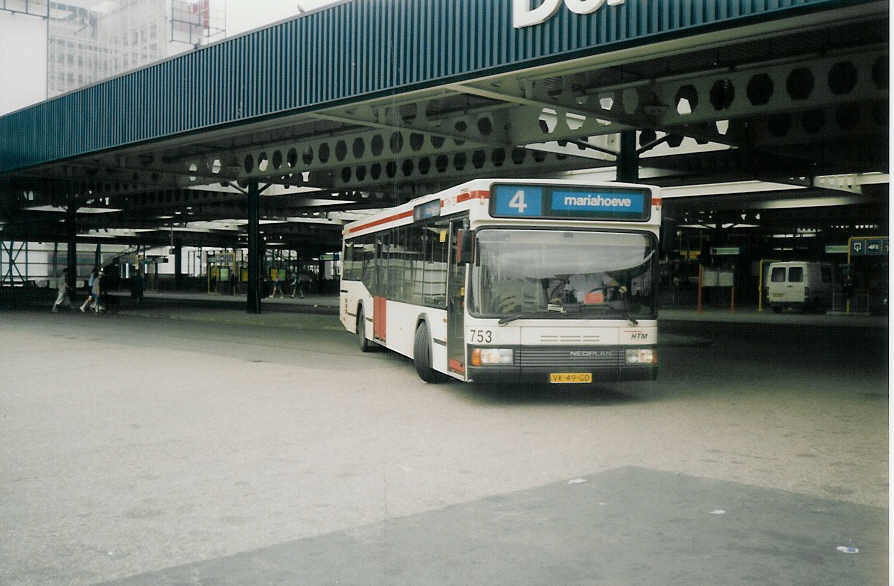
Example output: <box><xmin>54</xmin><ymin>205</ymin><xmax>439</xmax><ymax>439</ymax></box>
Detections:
<box><xmin>587</xmin><ymin>305</ymin><xmax>638</xmax><ymax>326</ymax></box>
<box><xmin>498</xmin><ymin>312</ymin><xmax>543</xmax><ymax>325</ymax></box>
<box><xmin>620</xmin><ymin>286</ymin><xmax>639</xmax><ymax>326</ymax></box>
<box><xmin>498</xmin><ymin>308</ymin><xmax>565</xmax><ymax>325</ymax></box>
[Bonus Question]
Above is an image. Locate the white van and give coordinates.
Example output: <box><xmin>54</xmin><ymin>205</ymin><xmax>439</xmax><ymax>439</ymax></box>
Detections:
<box><xmin>766</xmin><ymin>261</ymin><xmax>836</xmax><ymax>312</ymax></box>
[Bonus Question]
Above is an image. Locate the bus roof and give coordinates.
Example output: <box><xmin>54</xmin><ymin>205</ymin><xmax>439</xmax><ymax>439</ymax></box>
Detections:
<box><xmin>343</xmin><ymin>178</ymin><xmax>659</xmax><ymax>238</ymax></box>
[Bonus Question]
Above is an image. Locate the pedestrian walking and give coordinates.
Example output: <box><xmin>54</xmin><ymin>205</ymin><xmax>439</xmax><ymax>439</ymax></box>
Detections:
<box><xmin>51</xmin><ymin>269</ymin><xmax>72</xmax><ymax>312</ymax></box>
<box><xmin>291</xmin><ymin>272</ymin><xmax>307</xmax><ymax>298</ymax></box>
<box><xmin>91</xmin><ymin>269</ymin><xmax>104</xmax><ymax>313</ymax></box>
<box><xmin>131</xmin><ymin>267</ymin><xmax>144</xmax><ymax>304</ymax></box>
<box><xmin>79</xmin><ymin>267</ymin><xmax>99</xmax><ymax>312</ymax></box>
<box><xmin>270</xmin><ymin>269</ymin><xmax>283</xmax><ymax>298</ymax></box>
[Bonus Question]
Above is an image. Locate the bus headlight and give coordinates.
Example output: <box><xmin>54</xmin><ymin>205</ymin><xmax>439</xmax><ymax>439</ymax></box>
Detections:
<box><xmin>471</xmin><ymin>348</ymin><xmax>514</xmax><ymax>366</ymax></box>
<box><xmin>625</xmin><ymin>349</ymin><xmax>657</xmax><ymax>365</ymax></box>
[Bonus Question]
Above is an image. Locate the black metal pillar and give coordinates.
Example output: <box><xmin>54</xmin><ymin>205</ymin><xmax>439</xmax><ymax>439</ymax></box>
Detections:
<box><xmin>66</xmin><ymin>204</ymin><xmax>77</xmax><ymax>290</ymax></box>
<box><xmin>616</xmin><ymin>130</ymin><xmax>639</xmax><ymax>182</ymax></box>
<box><xmin>247</xmin><ymin>181</ymin><xmax>261</xmax><ymax>313</ymax></box>
<box><xmin>174</xmin><ymin>239</ymin><xmax>183</xmax><ymax>290</ymax></box>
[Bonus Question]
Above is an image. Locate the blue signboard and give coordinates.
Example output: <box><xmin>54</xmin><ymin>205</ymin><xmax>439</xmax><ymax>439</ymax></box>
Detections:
<box><xmin>491</xmin><ymin>184</ymin><xmax>650</xmax><ymax>220</ymax></box>
<box><xmin>552</xmin><ymin>190</ymin><xmax>645</xmax><ymax>215</ymax></box>
<box><xmin>413</xmin><ymin>199</ymin><xmax>441</xmax><ymax>221</ymax></box>
<box><xmin>493</xmin><ymin>185</ymin><xmax>543</xmax><ymax>217</ymax></box>
<box><xmin>851</xmin><ymin>237</ymin><xmax>889</xmax><ymax>257</ymax></box>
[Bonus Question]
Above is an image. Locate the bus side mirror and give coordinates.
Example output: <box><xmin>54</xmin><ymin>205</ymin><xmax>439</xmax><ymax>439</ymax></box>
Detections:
<box><xmin>455</xmin><ymin>230</ymin><xmax>474</xmax><ymax>264</ymax></box>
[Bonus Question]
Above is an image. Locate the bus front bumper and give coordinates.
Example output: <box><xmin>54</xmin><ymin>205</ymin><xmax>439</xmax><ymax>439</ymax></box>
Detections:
<box><xmin>466</xmin><ymin>365</ymin><xmax>658</xmax><ymax>385</ymax></box>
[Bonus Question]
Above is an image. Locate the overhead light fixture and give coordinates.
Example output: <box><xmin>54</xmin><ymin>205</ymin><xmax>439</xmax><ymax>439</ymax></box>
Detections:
<box><xmin>24</xmin><ymin>205</ymin><xmax>122</xmax><ymax>213</ymax></box>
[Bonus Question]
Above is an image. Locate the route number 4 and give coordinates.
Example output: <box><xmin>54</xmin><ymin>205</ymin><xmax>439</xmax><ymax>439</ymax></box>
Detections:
<box><xmin>509</xmin><ymin>190</ymin><xmax>527</xmax><ymax>213</ymax></box>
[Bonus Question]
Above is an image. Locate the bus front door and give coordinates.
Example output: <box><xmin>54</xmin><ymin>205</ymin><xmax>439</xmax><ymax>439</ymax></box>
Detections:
<box><xmin>447</xmin><ymin>220</ymin><xmax>467</xmax><ymax>377</ymax></box>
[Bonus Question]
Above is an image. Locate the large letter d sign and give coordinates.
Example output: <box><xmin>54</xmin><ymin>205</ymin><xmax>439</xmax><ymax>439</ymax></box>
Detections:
<box><xmin>512</xmin><ymin>0</ymin><xmax>626</xmax><ymax>28</ymax></box>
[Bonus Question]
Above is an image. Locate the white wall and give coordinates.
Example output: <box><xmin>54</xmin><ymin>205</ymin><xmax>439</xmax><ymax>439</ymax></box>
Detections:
<box><xmin>0</xmin><ymin>11</ymin><xmax>47</xmax><ymax>115</ymax></box>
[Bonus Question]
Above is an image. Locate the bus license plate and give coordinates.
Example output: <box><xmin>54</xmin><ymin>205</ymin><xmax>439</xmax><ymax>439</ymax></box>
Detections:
<box><xmin>550</xmin><ymin>373</ymin><xmax>592</xmax><ymax>384</ymax></box>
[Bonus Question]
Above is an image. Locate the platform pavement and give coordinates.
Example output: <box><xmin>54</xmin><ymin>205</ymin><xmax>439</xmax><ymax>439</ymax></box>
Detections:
<box><xmin>22</xmin><ymin>291</ymin><xmax>860</xmax><ymax>354</ymax></box>
<box><xmin>16</xmin><ymin>289</ymin><xmax>887</xmax><ymax>336</ymax></box>
<box><xmin>8</xmin><ymin>285</ymin><xmax>888</xmax><ymax>325</ymax></box>
<box><xmin>126</xmin><ymin>290</ymin><xmax>888</xmax><ymax>328</ymax></box>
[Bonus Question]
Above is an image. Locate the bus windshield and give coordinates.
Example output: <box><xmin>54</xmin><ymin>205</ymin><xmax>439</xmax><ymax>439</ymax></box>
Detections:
<box><xmin>469</xmin><ymin>229</ymin><xmax>657</xmax><ymax>319</ymax></box>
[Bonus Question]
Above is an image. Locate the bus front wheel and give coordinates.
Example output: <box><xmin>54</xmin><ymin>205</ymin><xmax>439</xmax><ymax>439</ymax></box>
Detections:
<box><xmin>413</xmin><ymin>322</ymin><xmax>444</xmax><ymax>383</ymax></box>
<box><xmin>357</xmin><ymin>306</ymin><xmax>372</xmax><ymax>352</ymax></box>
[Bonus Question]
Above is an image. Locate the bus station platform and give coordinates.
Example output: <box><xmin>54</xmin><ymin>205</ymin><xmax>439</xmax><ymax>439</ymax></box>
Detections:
<box><xmin>6</xmin><ymin>287</ymin><xmax>887</xmax><ymax>332</ymax></box>
<box><xmin>108</xmin><ymin>290</ymin><xmax>893</xmax><ymax>329</ymax></box>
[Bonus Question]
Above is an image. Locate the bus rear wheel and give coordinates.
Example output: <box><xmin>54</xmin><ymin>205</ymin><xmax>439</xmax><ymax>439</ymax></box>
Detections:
<box><xmin>413</xmin><ymin>321</ymin><xmax>444</xmax><ymax>383</ymax></box>
<box><xmin>357</xmin><ymin>305</ymin><xmax>372</xmax><ymax>352</ymax></box>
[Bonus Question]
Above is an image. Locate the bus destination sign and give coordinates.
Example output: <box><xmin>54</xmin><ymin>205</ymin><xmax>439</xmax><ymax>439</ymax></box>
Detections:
<box><xmin>413</xmin><ymin>199</ymin><xmax>442</xmax><ymax>221</ymax></box>
<box><xmin>491</xmin><ymin>184</ymin><xmax>650</xmax><ymax>221</ymax></box>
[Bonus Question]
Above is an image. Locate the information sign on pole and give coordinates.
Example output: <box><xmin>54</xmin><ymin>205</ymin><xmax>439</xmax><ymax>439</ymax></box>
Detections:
<box><xmin>850</xmin><ymin>237</ymin><xmax>889</xmax><ymax>257</ymax></box>
<box><xmin>710</xmin><ymin>247</ymin><xmax>740</xmax><ymax>256</ymax></box>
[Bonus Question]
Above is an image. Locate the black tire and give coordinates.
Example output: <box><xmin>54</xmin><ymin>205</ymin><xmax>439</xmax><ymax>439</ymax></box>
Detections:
<box><xmin>357</xmin><ymin>305</ymin><xmax>372</xmax><ymax>352</ymax></box>
<box><xmin>413</xmin><ymin>321</ymin><xmax>444</xmax><ymax>383</ymax></box>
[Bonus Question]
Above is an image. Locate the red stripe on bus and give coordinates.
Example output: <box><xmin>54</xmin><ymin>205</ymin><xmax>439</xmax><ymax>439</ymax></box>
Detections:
<box><xmin>457</xmin><ymin>190</ymin><xmax>490</xmax><ymax>203</ymax></box>
<box><xmin>347</xmin><ymin>209</ymin><xmax>414</xmax><ymax>234</ymax></box>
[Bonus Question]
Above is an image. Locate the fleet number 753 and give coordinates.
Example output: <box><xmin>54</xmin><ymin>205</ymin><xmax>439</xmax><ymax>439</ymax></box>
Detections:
<box><xmin>469</xmin><ymin>329</ymin><xmax>494</xmax><ymax>343</ymax></box>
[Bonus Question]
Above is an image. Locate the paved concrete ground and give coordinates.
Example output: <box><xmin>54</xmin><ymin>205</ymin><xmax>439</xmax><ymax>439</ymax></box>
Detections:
<box><xmin>102</xmin><ymin>467</ymin><xmax>887</xmax><ymax>586</ymax></box>
<box><xmin>0</xmin><ymin>304</ymin><xmax>888</xmax><ymax>585</ymax></box>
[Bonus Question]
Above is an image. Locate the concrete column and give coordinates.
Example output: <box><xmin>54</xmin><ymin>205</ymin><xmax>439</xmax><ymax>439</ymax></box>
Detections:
<box><xmin>616</xmin><ymin>130</ymin><xmax>639</xmax><ymax>182</ymax></box>
<box><xmin>66</xmin><ymin>204</ymin><xmax>77</xmax><ymax>290</ymax></box>
<box><xmin>247</xmin><ymin>181</ymin><xmax>261</xmax><ymax>314</ymax></box>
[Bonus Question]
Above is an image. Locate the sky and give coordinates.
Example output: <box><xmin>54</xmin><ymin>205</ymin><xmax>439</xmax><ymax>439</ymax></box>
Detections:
<box><xmin>0</xmin><ymin>0</ymin><xmax>343</xmax><ymax>115</ymax></box>
<box><xmin>226</xmin><ymin>0</ymin><xmax>343</xmax><ymax>36</ymax></box>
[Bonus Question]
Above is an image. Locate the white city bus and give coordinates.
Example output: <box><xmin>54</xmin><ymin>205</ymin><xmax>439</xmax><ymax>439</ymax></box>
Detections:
<box><xmin>340</xmin><ymin>179</ymin><xmax>661</xmax><ymax>385</ymax></box>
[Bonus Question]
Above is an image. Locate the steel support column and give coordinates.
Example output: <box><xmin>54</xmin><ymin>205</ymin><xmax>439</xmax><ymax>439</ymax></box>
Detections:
<box><xmin>66</xmin><ymin>204</ymin><xmax>77</xmax><ymax>290</ymax></box>
<box><xmin>247</xmin><ymin>181</ymin><xmax>261</xmax><ymax>314</ymax></box>
<box><xmin>617</xmin><ymin>130</ymin><xmax>639</xmax><ymax>182</ymax></box>
<box><xmin>174</xmin><ymin>240</ymin><xmax>182</xmax><ymax>290</ymax></box>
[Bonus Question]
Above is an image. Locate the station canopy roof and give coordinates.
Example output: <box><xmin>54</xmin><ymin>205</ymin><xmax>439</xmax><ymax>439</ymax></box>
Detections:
<box><xmin>0</xmin><ymin>0</ymin><xmax>887</xmax><ymax>250</ymax></box>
